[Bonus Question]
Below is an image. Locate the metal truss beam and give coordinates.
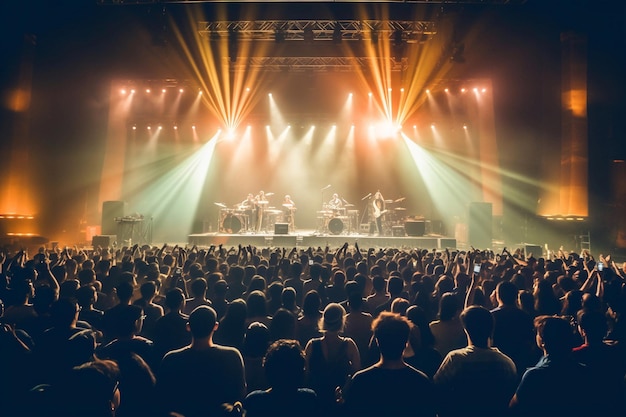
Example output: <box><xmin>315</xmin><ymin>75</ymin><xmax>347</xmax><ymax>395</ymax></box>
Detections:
<box><xmin>199</xmin><ymin>20</ymin><xmax>436</xmax><ymax>42</ymax></box>
<box><xmin>225</xmin><ymin>56</ymin><xmax>408</xmax><ymax>72</ymax></box>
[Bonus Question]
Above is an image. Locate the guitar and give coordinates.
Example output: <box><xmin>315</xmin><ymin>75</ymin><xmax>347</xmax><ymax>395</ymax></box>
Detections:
<box><xmin>373</xmin><ymin>206</ymin><xmax>388</xmax><ymax>219</ymax></box>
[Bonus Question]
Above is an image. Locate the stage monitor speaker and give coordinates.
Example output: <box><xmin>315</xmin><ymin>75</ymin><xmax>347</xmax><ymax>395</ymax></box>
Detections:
<box><xmin>360</xmin><ymin>223</ymin><xmax>371</xmax><ymax>234</ymax></box>
<box><xmin>405</xmin><ymin>220</ymin><xmax>425</xmax><ymax>237</ymax></box>
<box><xmin>524</xmin><ymin>244</ymin><xmax>543</xmax><ymax>258</ymax></box>
<box><xmin>468</xmin><ymin>202</ymin><xmax>492</xmax><ymax>249</ymax></box>
<box><xmin>274</xmin><ymin>223</ymin><xmax>289</xmax><ymax>235</ymax></box>
<box><xmin>392</xmin><ymin>226</ymin><xmax>406</xmax><ymax>237</ymax></box>
<box><xmin>92</xmin><ymin>235</ymin><xmax>115</xmax><ymax>248</ymax></box>
<box><xmin>101</xmin><ymin>201</ymin><xmax>126</xmax><ymax>235</ymax></box>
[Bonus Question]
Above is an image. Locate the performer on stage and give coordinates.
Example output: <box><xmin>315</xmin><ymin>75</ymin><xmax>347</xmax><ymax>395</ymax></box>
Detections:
<box><xmin>255</xmin><ymin>190</ymin><xmax>268</xmax><ymax>232</ymax></box>
<box><xmin>372</xmin><ymin>190</ymin><xmax>386</xmax><ymax>235</ymax></box>
<box><xmin>282</xmin><ymin>195</ymin><xmax>296</xmax><ymax>232</ymax></box>
<box><xmin>328</xmin><ymin>193</ymin><xmax>343</xmax><ymax>210</ymax></box>
<box><xmin>240</xmin><ymin>193</ymin><xmax>257</xmax><ymax>232</ymax></box>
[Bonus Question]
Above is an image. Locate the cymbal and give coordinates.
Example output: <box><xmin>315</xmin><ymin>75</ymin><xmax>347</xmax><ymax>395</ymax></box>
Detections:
<box><xmin>394</xmin><ymin>197</ymin><xmax>406</xmax><ymax>203</ymax></box>
<box><xmin>214</xmin><ymin>202</ymin><xmax>227</xmax><ymax>208</ymax></box>
<box><xmin>344</xmin><ymin>203</ymin><xmax>354</xmax><ymax>207</ymax></box>
<box><xmin>317</xmin><ymin>210</ymin><xmax>333</xmax><ymax>214</ymax></box>
<box><xmin>265</xmin><ymin>192</ymin><xmax>275</xmax><ymax>196</ymax></box>
<box><xmin>384</xmin><ymin>200</ymin><xmax>393</xmax><ymax>204</ymax></box>
<box><xmin>394</xmin><ymin>207</ymin><xmax>407</xmax><ymax>211</ymax></box>
<box><xmin>257</xmin><ymin>200</ymin><xmax>269</xmax><ymax>205</ymax></box>
<box><xmin>283</xmin><ymin>203</ymin><xmax>294</xmax><ymax>208</ymax></box>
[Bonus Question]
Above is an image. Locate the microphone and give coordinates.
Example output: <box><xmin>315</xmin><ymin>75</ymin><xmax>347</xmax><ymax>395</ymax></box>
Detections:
<box><xmin>321</xmin><ymin>184</ymin><xmax>331</xmax><ymax>191</ymax></box>
<box><xmin>361</xmin><ymin>193</ymin><xmax>372</xmax><ymax>201</ymax></box>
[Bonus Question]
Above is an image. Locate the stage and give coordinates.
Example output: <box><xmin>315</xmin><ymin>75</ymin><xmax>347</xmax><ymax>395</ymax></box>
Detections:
<box><xmin>188</xmin><ymin>229</ymin><xmax>457</xmax><ymax>250</ymax></box>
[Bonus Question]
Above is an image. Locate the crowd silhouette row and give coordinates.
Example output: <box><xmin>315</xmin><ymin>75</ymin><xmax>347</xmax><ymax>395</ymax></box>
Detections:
<box><xmin>1</xmin><ymin>242</ymin><xmax>625</xmax><ymax>416</ymax></box>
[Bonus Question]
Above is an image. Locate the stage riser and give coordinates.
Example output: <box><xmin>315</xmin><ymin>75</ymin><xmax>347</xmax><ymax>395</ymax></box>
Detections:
<box><xmin>188</xmin><ymin>234</ymin><xmax>456</xmax><ymax>250</ymax></box>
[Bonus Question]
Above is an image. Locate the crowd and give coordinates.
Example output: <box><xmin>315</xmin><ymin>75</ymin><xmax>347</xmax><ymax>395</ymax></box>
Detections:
<box><xmin>0</xmin><ymin>242</ymin><xmax>625</xmax><ymax>416</ymax></box>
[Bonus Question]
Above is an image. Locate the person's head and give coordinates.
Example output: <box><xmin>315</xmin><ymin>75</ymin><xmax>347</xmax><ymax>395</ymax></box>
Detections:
<box><xmin>65</xmin><ymin>359</ymin><xmax>120</xmax><ymax>417</ymax></box>
<box><xmin>165</xmin><ymin>288</ymin><xmax>185</xmax><ymax>312</ymax></box>
<box><xmin>496</xmin><ymin>281</ymin><xmax>518</xmax><ymax>306</ymax></box>
<box><xmin>77</xmin><ymin>269</ymin><xmax>96</xmax><ymax>287</ymax></box>
<box><xmin>460</xmin><ymin>306</ymin><xmax>494</xmax><ymax>348</ymax></box>
<box><xmin>139</xmin><ymin>281</ymin><xmax>157</xmax><ymax>302</ymax></box>
<box><xmin>372</xmin><ymin>275</ymin><xmax>386</xmax><ymax>293</ymax></box>
<box><xmin>115</xmin><ymin>281</ymin><xmax>134</xmax><ymax>304</ymax></box>
<box><xmin>387</xmin><ymin>276</ymin><xmax>404</xmax><ymax>297</ymax></box>
<box><xmin>242</xmin><ymin>322</ymin><xmax>270</xmax><ymax>358</ymax></box>
<box><xmin>111</xmin><ymin>305</ymin><xmax>144</xmax><ymax>338</ymax></box>
<box><xmin>51</xmin><ymin>298</ymin><xmax>80</xmax><ymax>328</ymax></box>
<box><xmin>263</xmin><ymin>339</ymin><xmax>306</xmax><ymax>390</ymax></box>
<box><xmin>246</xmin><ymin>290</ymin><xmax>268</xmax><ymax>317</ymax></box>
<box><xmin>534</xmin><ymin>315</ymin><xmax>574</xmax><ymax>356</ymax></box>
<box><xmin>302</xmin><ymin>290</ymin><xmax>321</xmax><ymax>317</ymax></box>
<box><xmin>577</xmin><ymin>309</ymin><xmax>608</xmax><ymax>343</ymax></box>
<box><xmin>372</xmin><ymin>312</ymin><xmax>411</xmax><ymax>361</ymax></box>
<box><xmin>321</xmin><ymin>303</ymin><xmax>345</xmax><ymax>333</ymax></box>
<box><xmin>190</xmin><ymin>277</ymin><xmax>208</xmax><ymax>298</ymax></box>
<box><xmin>75</xmin><ymin>285</ymin><xmax>97</xmax><ymax>308</ymax></box>
<box><xmin>188</xmin><ymin>306</ymin><xmax>218</xmax><ymax>340</ymax></box>
<box><xmin>391</xmin><ymin>298</ymin><xmax>410</xmax><ymax>316</ymax></box>
<box><xmin>269</xmin><ymin>308</ymin><xmax>297</xmax><ymax>341</ymax></box>
<box><xmin>281</xmin><ymin>287</ymin><xmax>297</xmax><ymax>310</ymax></box>
<box><xmin>438</xmin><ymin>292</ymin><xmax>460</xmax><ymax>321</ymax></box>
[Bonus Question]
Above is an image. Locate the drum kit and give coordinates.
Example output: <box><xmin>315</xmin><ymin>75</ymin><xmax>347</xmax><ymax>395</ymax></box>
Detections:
<box><xmin>214</xmin><ymin>195</ymin><xmax>409</xmax><ymax>235</ymax></box>
<box><xmin>215</xmin><ymin>192</ymin><xmax>286</xmax><ymax>233</ymax></box>
<box><xmin>316</xmin><ymin>203</ymin><xmax>358</xmax><ymax>235</ymax></box>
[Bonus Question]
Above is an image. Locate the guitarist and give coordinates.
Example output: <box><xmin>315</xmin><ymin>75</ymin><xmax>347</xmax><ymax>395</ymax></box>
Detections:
<box><xmin>372</xmin><ymin>190</ymin><xmax>386</xmax><ymax>235</ymax></box>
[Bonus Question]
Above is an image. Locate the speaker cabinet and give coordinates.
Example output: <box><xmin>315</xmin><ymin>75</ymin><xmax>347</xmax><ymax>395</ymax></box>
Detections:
<box><xmin>405</xmin><ymin>220</ymin><xmax>426</xmax><ymax>237</ymax></box>
<box><xmin>468</xmin><ymin>202</ymin><xmax>492</xmax><ymax>249</ymax></box>
<box><xmin>92</xmin><ymin>235</ymin><xmax>115</xmax><ymax>248</ymax></box>
<box><xmin>392</xmin><ymin>226</ymin><xmax>406</xmax><ymax>237</ymax></box>
<box><xmin>101</xmin><ymin>201</ymin><xmax>126</xmax><ymax>235</ymax></box>
<box><xmin>524</xmin><ymin>244</ymin><xmax>543</xmax><ymax>258</ymax></box>
<box><xmin>274</xmin><ymin>223</ymin><xmax>289</xmax><ymax>235</ymax></box>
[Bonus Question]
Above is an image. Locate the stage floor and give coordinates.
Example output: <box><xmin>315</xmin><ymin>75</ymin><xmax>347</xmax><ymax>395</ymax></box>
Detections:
<box><xmin>188</xmin><ymin>229</ymin><xmax>457</xmax><ymax>250</ymax></box>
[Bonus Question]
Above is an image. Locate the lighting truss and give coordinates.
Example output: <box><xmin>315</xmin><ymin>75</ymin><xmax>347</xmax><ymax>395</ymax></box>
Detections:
<box><xmin>224</xmin><ymin>56</ymin><xmax>408</xmax><ymax>72</ymax></box>
<box><xmin>199</xmin><ymin>20</ymin><xmax>437</xmax><ymax>42</ymax></box>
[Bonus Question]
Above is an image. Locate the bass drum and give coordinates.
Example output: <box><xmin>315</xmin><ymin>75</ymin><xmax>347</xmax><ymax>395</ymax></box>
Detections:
<box><xmin>223</xmin><ymin>214</ymin><xmax>242</xmax><ymax>234</ymax></box>
<box><xmin>328</xmin><ymin>217</ymin><xmax>344</xmax><ymax>235</ymax></box>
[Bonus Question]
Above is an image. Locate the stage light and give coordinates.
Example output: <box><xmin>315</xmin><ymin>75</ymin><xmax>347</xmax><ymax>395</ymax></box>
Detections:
<box><xmin>158</xmin><ymin>125</ymin><xmax>162</xmax><ymax>130</ymax></box>
<box><xmin>303</xmin><ymin>26</ymin><xmax>314</xmax><ymax>43</ymax></box>
<box><xmin>268</xmin><ymin>93</ymin><xmax>272</xmax><ymax>97</ymax></box>
<box><xmin>130</xmin><ymin>89</ymin><xmax>136</xmax><ymax>94</ymax></box>
<box><xmin>461</xmin><ymin>88</ymin><xmax>466</xmax><ymax>93</ymax></box>
<box><xmin>246</xmin><ymin>87</ymin><xmax>250</xmax><ymax>92</ymax></box>
<box><xmin>400</xmin><ymin>88</ymin><xmax>405</xmax><ymax>93</ymax></box>
<box><xmin>147</xmin><ymin>126</ymin><xmax>152</xmax><ymax>130</ymax></box>
<box><xmin>179</xmin><ymin>88</ymin><xmax>184</xmax><ymax>93</ymax></box>
<box><xmin>463</xmin><ymin>125</ymin><xmax>468</xmax><ymax>129</ymax></box>
<box><xmin>482</xmin><ymin>88</ymin><xmax>487</xmax><ymax>93</ymax></box>
<box><xmin>444</xmin><ymin>88</ymin><xmax>449</xmax><ymax>93</ymax></box>
<box><xmin>368</xmin><ymin>92</ymin><xmax>373</xmax><ymax>98</ymax></box>
<box><xmin>349</xmin><ymin>93</ymin><xmax>353</xmax><ymax>98</ymax></box>
<box><xmin>146</xmin><ymin>89</ymin><xmax>151</xmax><ymax>93</ymax></box>
<box><xmin>121</xmin><ymin>89</ymin><xmax>127</xmax><ymax>95</ymax></box>
<box><xmin>275</xmin><ymin>27</ymin><xmax>286</xmax><ymax>43</ymax></box>
<box><xmin>473</xmin><ymin>88</ymin><xmax>478</xmax><ymax>93</ymax></box>
<box><xmin>174</xmin><ymin>125</ymin><xmax>178</xmax><ymax>130</ymax></box>
<box><xmin>192</xmin><ymin>125</ymin><xmax>196</xmax><ymax>129</ymax></box>
<box><xmin>162</xmin><ymin>88</ymin><xmax>166</xmax><ymax>93</ymax></box>
<box><xmin>430</xmin><ymin>124</ymin><xmax>435</xmax><ymax>129</ymax></box>
<box><xmin>393</xmin><ymin>29</ymin><xmax>403</xmax><ymax>47</ymax></box>
<box><xmin>132</xmin><ymin>125</ymin><xmax>136</xmax><ymax>130</ymax></box>
<box><xmin>198</xmin><ymin>90</ymin><xmax>203</xmax><ymax>96</ymax></box>
<box><xmin>413</xmin><ymin>125</ymin><xmax>417</xmax><ymax>129</ymax></box>
<box><xmin>332</xmin><ymin>24</ymin><xmax>342</xmax><ymax>44</ymax></box>
<box><xmin>388</xmin><ymin>88</ymin><xmax>392</xmax><ymax>92</ymax></box>
<box><xmin>425</xmin><ymin>89</ymin><xmax>430</xmax><ymax>94</ymax></box>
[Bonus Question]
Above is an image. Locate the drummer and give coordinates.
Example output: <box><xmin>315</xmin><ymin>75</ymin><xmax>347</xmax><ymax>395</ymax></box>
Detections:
<box><xmin>328</xmin><ymin>193</ymin><xmax>343</xmax><ymax>210</ymax></box>
<box><xmin>282</xmin><ymin>195</ymin><xmax>296</xmax><ymax>231</ymax></box>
